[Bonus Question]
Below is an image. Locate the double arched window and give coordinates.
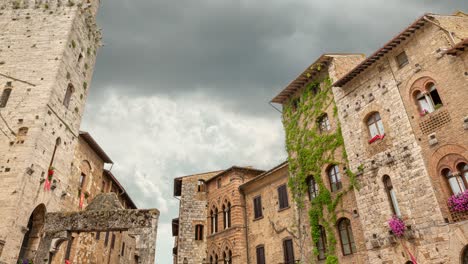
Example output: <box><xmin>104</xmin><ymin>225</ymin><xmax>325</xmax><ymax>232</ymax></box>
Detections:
<box><xmin>338</xmin><ymin>218</ymin><xmax>356</xmax><ymax>256</ymax></box>
<box><xmin>223</xmin><ymin>249</ymin><xmax>232</xmax><ymax>264</ymax></box>
<box><xmin>383</xmin><ymin>176</ymin><xmax>401</xmax><ymax>216</ymax></box>
<box><xmin>414</xmin><ymin>82</ymin><xmax>443</xmax><ymax>114</ymax></box>
<box><xmin>367</xmin><ymin>112</ymin><xmax>385</xmax><ymax>139</ymax></box>
<box><xmin>223</xmin><ymin>202</ymin><xmax>231</xmax><ymax>229</ymax></box>
<box><xmin>443</xmin><ymin>163</ymin><xmax>468</xmax><ymax>195</ymax></box>
<box><xmin>209</xmin><ymin>254</ymin><xmax>219</xmax><ymax>264</ymax></box>
<box><xmin>210</xmin><ymin>208</ymin><xmax>218</xmax><ymax>234</ymax></box>
<box><xmin>327</xmin><ymin>165</ymin><xmax>342</xmax><ymax>192</ymax></box>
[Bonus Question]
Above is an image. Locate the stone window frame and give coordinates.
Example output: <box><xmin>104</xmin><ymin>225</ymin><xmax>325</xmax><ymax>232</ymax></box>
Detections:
<box><xmin>194</xmin><ymin>224</ymin><xmax>204</xmax><ymax>241</ymax></box>
<box><xmin>437</xmin><ymin>155</ymin><xmax>468</xmax><ymax>196</ymax></box>
<box><xmin>366</xmin><ymin>112</ymin><xmax>385</xmax><ymax>140</ymax></box>
<box><xmin>210</xmin><ymin>205</ymin><xmax>219</xmax><ymax>234</ymax></box>
<box><xmin>255</xmin><ymin>244</ymin><xmax>266</xmax><ymax>264</ymax></box>
<box><xmin>63</xmin><ymin>83</ymin><xmax>75</xmax><ymax>109</ymax></box>
<box><xmin>0</xmin><ymin>82</ymin><xmax>13</xmax><ymax>108</ymax></box>
<box><xmin>410</xmin><ymin>77</ymin><xmax>444</xmax><ymax>116</ymax></box>
<box><xmin>382</xmin><ymin>175</ymin><xmax>401</xmax><ymax>217</ymax></box>
<box><xmin>337</xmin><ymin>217</ymin><xmax>357</xmax><ymax>256</ymax></box>
<box><xmin>277</xmin><ymin>184</ymin><xmax>290</xmax><ymax>211</ymax></box>
<box><xmin>197</xmin><ymin>179</ymin><xmax>206</xmax><ymax>192</ymax></box>
<box><xmin>307</xmin><ymin>175</ymin><xmax>319</xmax><ymax>201</ymax></box>
<box><xmin>316</xmin><ymin>225</ymin><xmax>327</xmax><ymax>260</ymax></box>
<box><xmin>395</xmin><ymin>50</ymin><xmax>409</xmax><ymax>69</ymax></box>
<box><xmin>317</xmin><ymin>113</ymin><xmax>331</xmax><ymax>133</ymax></box>
<box><xmin>222</xmin><ymin>200</ymin><xmax>232</xmax><ymax>230</ymax></box>
<box><xmin>327</xmin><ymin>164</ymin><xmax>342</xmax><ymax>192</ymax></box>
<box><xmin>222</xmin><ymin>247</ymin><xmax>232</xmax><ymax>264</ymax></box>
<box><xmin>282</xmin><ymin>237</ymin><xmax>295</xmax><ymax>264</ymax></box>
<box><xmin>253</xmin><ymin>195</ymin><xmax>263</xmax><ymax>220</ymax></box>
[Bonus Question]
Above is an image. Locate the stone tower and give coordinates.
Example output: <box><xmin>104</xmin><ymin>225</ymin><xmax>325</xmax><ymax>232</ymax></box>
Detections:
<box><xmin>0</xmin><ymin>0</ymin><xmax>101</xmax><ymax>262</ymax></box>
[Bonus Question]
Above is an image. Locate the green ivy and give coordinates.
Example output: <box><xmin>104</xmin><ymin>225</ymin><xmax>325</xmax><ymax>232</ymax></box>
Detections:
<box><xmin>283</xmin><ymin>74</ymin><xmax>358</xmax><ymax>263</ymax></box>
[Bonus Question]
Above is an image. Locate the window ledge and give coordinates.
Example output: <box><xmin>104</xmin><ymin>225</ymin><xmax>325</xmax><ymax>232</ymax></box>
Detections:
<box><xmin>278</xmin><ymin>206</ymin><xmax>290</xmax><ymax>212</ymax></box>
<box><xmin>253</xmin><ymin>216</ymin><xmax>264</xmax><ymax>221</ymax></box>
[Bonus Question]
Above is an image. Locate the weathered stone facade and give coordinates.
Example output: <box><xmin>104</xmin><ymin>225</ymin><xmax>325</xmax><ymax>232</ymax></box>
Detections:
<box><xmin>173</xmin><ymin>12</ymin><xmax>468</xmax><ymax>264</ymax></box>
<box><xmin>332</xmin><ymin>13</ymin><xmax>468</xmax><ymax>263</ymax></box>
<box><xmin>0</xmin><ymin>1</ymin><xmax>159</xmax><ymax>263</ymax></box>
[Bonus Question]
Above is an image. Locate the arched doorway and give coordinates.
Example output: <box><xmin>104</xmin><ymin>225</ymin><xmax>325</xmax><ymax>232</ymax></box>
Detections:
<box><xmin>462</xmin><ymin>245</ymin><xmax>468</xmax><ymax>264</ymax></box>
<box><xmin>17</xmin><ymin>204</ymin><xmax>46</xmax><ymax>263</ymax></box>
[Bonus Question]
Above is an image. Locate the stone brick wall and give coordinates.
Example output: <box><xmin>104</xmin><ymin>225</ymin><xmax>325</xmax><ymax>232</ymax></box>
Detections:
<box><xmin>0</xmin><ymin>1</ymin><xmax>101</xmax><ymax>262</ymax></box>
<box><xmin>332</xmin><ymin>14</ymin><xmax>468</xmax><ymax>263</ymax></box>
<box><xmin>205</xmin><ymin>168</ymin><xmax>263</xmax><ymax>264</ymax></box>
<box><xmin>175</xmin><ymin>171</ymin><xmax>221</xmax><ymax>264</ymax></box>
<box><xmin>241</xmin><ymin>164</ymin><xmax>302</xmax><ymax>264</ymax></box>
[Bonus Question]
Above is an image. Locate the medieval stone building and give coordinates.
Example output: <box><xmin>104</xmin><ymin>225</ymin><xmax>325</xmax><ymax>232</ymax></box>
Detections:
<box><xmin>0</xmin><ymin>0</ymin><xmax>159</xmax><ymax>263</ymax></box>
<box><xmin>172</xmin><ymin>12</ymin><xmax>468</xmax><ymax>264</ymax></box>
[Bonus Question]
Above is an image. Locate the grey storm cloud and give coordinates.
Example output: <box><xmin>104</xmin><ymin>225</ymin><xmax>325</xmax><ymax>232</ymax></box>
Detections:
<box><xmin>82</xmin><ymin>1</ymin><xmax>467</xmax><ymax>263</ymax></box>
<box><xmin>91</xmin><ymin>0</ymin><xmax>466</xmax><ymax>116</ymax></box>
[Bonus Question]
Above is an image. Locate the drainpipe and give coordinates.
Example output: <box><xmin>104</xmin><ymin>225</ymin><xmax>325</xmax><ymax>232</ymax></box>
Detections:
<box><xmin>239</xmin><ymin>188</ymin><xmax>250</xmax><ymax>264</ymax></box>
<box><xmin>423</xmin><ymin>15</ymin><xmax>456</xmax><ymax>46</ymax></box>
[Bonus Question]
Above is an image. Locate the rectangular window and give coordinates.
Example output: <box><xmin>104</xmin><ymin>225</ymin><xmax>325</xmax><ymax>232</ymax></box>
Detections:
<box><xmin>101</xmin><ymin>181</ymin><xmax>106</xmax><ymax>193</ymax></box>
<box><xmin>256</xmin><ymin>246</ymin><xmax>265</xmax><ymax>264</ymax></box>
<box><xmin>95</xmin><ymin>232</ymin><xmax>100</xmax><ymax>240</ymax></box>
<box><xmin>253</xmin><ymin>196</ymin><xmax>263</xmax><ymax>219</ymax></box>
<box><xmin>0</xmin><ymin>88</ymin><xmax>12</xmax><ymax>108</ymax></box>
<box><xmin>217</xmin><ymin>178</ymin><xmax>222</xmax><ymax>188</ymax></box>
<box><xmin>283</xmin><ymin>239</ymin><xmax>295</xmax><ymax>264</ymax></box>
<box><xmin>195</xmin><ymin>225</ymin><xmax>204</xmax><ymax>241</ymax></box>
<box><xmin>111</xmin><ymin>233</ymin><xmax>116</xmax><ymax>249</ymax></box>
<box><xmin>121</xmin><ymin>242</ymin><xmax>125</xmax><ymax>256</ymax></box>
<box><xmin>396</xmin><ymin>51</ymin><xmax>409</xmax><ymax>68</ymax></box>
<box><xmin>197</xmin><ymin>180</ymin><xmax>205</xmax><ymax>192</ymax></box>
<box><xmin>104</xmin><ymin>231</ymin><xmax>110</xmax><ymax>247</ymax></box>
<box><xmin>278</xmin><ymin>184</ymin><xmax>289</xmax><ymax>210</ymax></box>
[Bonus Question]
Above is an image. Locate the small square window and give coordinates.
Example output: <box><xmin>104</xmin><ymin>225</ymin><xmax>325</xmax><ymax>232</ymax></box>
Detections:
<box><xmin>396</xmin><ymin>51</ymin><xmax>409</xmax><ymax>68</ymax></box>
<box><xmin>217</xmin><ymin>178</ymin><xmax>222</xmax><ymax>188</ymax></box>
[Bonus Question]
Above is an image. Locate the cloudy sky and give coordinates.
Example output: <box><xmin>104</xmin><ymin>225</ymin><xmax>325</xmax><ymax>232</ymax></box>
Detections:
<box><xmin>81</xmin><ymin>1</ymin><xmax>466</xmax><ymax>262</ymax></box>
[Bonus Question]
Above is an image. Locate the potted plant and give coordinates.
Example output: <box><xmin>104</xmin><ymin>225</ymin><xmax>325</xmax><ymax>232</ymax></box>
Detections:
<box><xmin>388</xmin><ymin>215</ymin><xmax>406</xmax><ymax>238</ymax></box>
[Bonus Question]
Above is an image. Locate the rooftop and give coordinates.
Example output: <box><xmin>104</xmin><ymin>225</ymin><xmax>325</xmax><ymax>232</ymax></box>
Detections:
<box><xmin>79</xmin><ymin>131</ymin><xmax>113</xmax><ymax>164</ymax></box>
<box><xmin>333</xmin><ymin>12</ymin><xmax>468</xmax><ymax>87</ymax></box>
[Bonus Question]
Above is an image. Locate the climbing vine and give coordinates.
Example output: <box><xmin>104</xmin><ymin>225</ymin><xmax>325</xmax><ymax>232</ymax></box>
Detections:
<box><xmin>283</xmin><ymin>73</ymin><xmax>358</xmax><ymax>263</ymax></box>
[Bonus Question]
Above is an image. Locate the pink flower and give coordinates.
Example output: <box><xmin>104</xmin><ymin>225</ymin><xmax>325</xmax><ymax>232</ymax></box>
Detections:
<box><xmin>448</xmin><ymin>190</ymin><xmax>468</xmax><ymax>212</ymax></box>
<box><xmin>388</xmin><ymin>216</ymin><xmax>406</xmax><ymax>237</ymax></box>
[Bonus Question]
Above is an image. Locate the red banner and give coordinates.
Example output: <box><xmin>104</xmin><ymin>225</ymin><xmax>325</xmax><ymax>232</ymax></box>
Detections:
<box><xmin>79</xmin><ymin>193</ymin><xmax>84</xmax><ymax>209</ymax></box>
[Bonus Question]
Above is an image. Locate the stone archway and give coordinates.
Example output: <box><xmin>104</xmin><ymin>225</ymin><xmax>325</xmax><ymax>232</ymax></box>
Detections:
<box><xmin>34</xmin><ymin>193</ymin><xmax>159</xmax><ymax>264</ymax></box>
<box><xmin>17</xmin><ymin>204</ymin><xmax>46</xmax><ymax>263</ymax></box>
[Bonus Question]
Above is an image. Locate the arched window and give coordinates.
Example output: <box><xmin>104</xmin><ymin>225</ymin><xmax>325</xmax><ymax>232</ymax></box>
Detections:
<box><xmin>317</xmin><ymin>114</ymin><xmax>331</xmax><ymax>133</ymax></box>
<box><xmin>458</xmin><ymin>163</ymin><xmax>468</xmax><ymax>186</ymax></box>
<box><xmin>307</xmin><ymin>176</ymin><xmax>319</xmax><ymax>200</ymax></box>
<box><xmin>0</xmin><ymin>88</ymin><xmax>12</xmax><ymax>108</ymax></box>
<box><xmin>338</xmin><ymin>218</ymin><xmax>356</xmax><ymax>256</ymax></box>
<box><xmin>63</xmin><ymin>83</ymin><xmax>74</xmax><ymax>109</ymax></box>
<box><xmin>462</xmin><ymin>245</ymin><xmax>468</xmax><ymax>264</ymax></box>
<box><xmin>49</xmin><ymin>137</ymin><xmax>61</xmax><ymax>168</ymax></box>
<box><xmin>210</xmin><ymin>256</ymin><xmax>213</xmax><ymax>264</ymax></box>
<box><xmin>414</xmin><ymin>82</ymin><xmax>443</xmax><ymax>114</ymax></box>
<box><xmin>210</xmin><ymin>209</ymin><xmax>218</xmax><ymax>234</ymax></box>
<box><xmin>223</xmin><ymin>202</ymin><xmax>231</xmax><ymax>229</ymax></box>
<box><xmin>367</xmin><ymin>112</ymin><xmax>385</xmax><ymax>139</ymax></box>
<box><xmin>317</xmin><ymin>225</ymin><xmax>327</xmax><ymax>260</ymax></box>
<box><xmin>327</xmin><ymin>165</ymin><xmax>342</xmax><ymax>192</ymax></box>
<box><xmin>383</xmin><ymin>175</ymin><xmax>401</xmax><ymax>216</ymax></box>
<box><xmin>443</xmin><ymin>168</ymin><xmax>466</xmax><ymax>195</ymax></box>
<box><xmin>215</xmin><ymin>254</ymin><xmax>219</xmax><ymax>264</ymax></box>
<box><xmin>195</xmin><ymin>224</ymin><xmax>204</xmax><ymax>241</ymax></box>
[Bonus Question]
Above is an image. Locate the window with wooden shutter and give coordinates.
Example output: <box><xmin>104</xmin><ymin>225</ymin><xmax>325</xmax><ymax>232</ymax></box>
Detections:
<box><xmin>253</xmin><ymin>196</ymin><xmax>263</xmax><ymax>219</ymax></box>
<box><xmin>278</xmin><ymin>184</ymin><xmax>289</xmax><ymax>209</ymax></box>
<box><xmin>195</xmin><ymin>225</ymin><xmax>204</xmax><ymax>241</ymax></box>
<box><xmin>256</xmin><ymin>245</ymin><xmax>265</xmax><ymax>264</ymax></box>
<box><xmin>283</xmin><ymin>239</ymin><xmax>295</xmax><ymax>264</ymax></box>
